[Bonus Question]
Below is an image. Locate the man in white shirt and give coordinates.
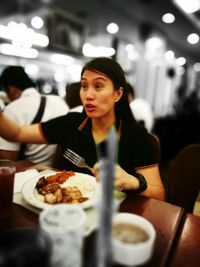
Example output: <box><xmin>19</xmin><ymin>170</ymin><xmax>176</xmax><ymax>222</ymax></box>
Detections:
<box><xmin>0</xmin><ymin>66</ymin><xmax>69</xmax><ymax>166</ymax></box>
<box><xmin>127</xmin><ymin>82</ymin><xmax>154</xmax><ymax>132</ymax></box>
<box><xmin>0</xmin><ymin>98</ymin><xmax>4</xmax><ymax>111</ymax></box>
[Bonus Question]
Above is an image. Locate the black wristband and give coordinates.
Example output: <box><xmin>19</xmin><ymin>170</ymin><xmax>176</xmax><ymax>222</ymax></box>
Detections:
<box><xmin>122</xmin><ymin>173</ymin><xmax>147</xmax><ymax>195</ymax></box>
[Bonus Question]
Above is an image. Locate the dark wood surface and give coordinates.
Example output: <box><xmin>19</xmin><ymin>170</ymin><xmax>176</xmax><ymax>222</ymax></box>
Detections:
<box><xmin>168</xmin><ymin>213</ymin><xmax>200</xmax><ymax>267</ymax></box>
<box><xmin>119</xmin><ymin>196</ymin><xmax>185</xmax><ymax>267</ymax></box>
<box><xmin>0</xmin><ymin>163</ymin><xmax>192</xmax><ymax>267</ymax></box>
<box><xmin>0</xmin><ymin>204</ymin><xmax>38</xmax><ymax>233</ymax></box>
<box><xmin>0</xmin><ymin>197</ymin><xmax>185</xmax><ymax>267</ymax></box>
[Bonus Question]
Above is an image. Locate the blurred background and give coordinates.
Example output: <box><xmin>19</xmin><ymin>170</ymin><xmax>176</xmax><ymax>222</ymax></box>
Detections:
<box><xmin>1</xmin><ymin>0</ymin><xmax>200</xmax><ymax>165</ymax></box>
<box><xmin>0</xmin><ymin>0</ymin><xmax>200</xmax><ymax>112</ymax></box>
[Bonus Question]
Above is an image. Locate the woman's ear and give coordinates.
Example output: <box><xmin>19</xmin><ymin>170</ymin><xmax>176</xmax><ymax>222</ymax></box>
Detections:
<box><xmin>115</xmin><ymin>87</ymin><xmax>123</xmax><ymax>102</ymax></box>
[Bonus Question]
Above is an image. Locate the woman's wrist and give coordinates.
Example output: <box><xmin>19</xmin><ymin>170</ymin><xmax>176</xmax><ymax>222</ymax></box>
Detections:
<box><xmin>122</xmin><ymin>173</ymin><xmax>147</xmax><ymax>194</ymax></box>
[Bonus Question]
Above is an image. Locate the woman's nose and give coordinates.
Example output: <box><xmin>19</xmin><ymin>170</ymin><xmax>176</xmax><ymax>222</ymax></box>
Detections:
<box><xmin>85</xmin><ymin>88</ymin><xmax>95</xmax><ymax>99</ymax></box>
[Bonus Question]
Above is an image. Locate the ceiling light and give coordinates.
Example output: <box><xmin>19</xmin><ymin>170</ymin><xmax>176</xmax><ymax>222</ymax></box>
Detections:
<box><xmin>145</xmin><ymin>37</ymin><xmax>164</xmax><ymax>50</ymax></box>
<box><xmin>106</xmin><ymin>23</ymin><xmax>119</xmax><ymax>34</ymax></box>
<box><xmin>162</xmin><ymin>13</ymin><xmax>175</xmax><ymax>23</ymax></box>
<box><xmin>0</xmin><ymin>23</ymin><xmax>49</xmax><ymax>47</ymax></box>
<box><xmin>31</xmin><ymin>16</ymin><xmax>44</xmax><ymax>29</ymax></box>
<box><xmin>193</xmin><ymin>62</ymin><xmax>200</xmax><ymax>71</ymax></box>
<box><xmin>164</xmin><ymin>50</ymin><xmax>175</xmax><ymax>61</ymax></box>
<box><xmin>173</xmin><ymin>0</ymin><xmax>200</xmax><ymax>14</ymax></box>
<box><xmin>42</xmin><ymin>84</ymin><xmax>52</xmax><ymax>94</ymax></box>
<box><xmin>0</xmin><ymin>43</ymin><xmax>38</xmax><ymax>58</ymax></box>
<box><xmin>50</xmin><ymin>54</ymin><xmax>74</xmax><ymax>65</ymax></box>
<box><xmin>177</xmin><ymin>66</ymin><xmax>185</xmax><ymax>75</ymax></box>
<box><xmin>82</xmin><ymin>43</ymin><xmax>115</xmax><ymax>57</ymax></box>
<box><xmin>176</xmin><ymin>57</ymin><xmax>186</xmax><ymax>65</ymax></box>
<box><xmin>187</xmin><ymin>33</ymin><xmax>200</xmax><ymax>44</ymax></box>
<box><xmin>125</xmin><ymin>44</ymin><xmax>139</xmax><ymax>60</ymax></box>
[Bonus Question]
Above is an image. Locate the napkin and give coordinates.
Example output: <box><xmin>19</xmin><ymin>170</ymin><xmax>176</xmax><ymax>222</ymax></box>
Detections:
<box><xmin>13</xmin><ymin>169</ymin><xmax>40</xmax><ymax>213</ymax></box>
<box><xmin>14</xmin><ymin>169</ymin><xmax>39</xmax><ymax>193</ymax></box>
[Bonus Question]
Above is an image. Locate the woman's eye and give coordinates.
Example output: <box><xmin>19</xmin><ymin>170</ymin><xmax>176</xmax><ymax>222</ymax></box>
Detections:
<box><xmin>95</xmin><ymin>83</ymin><xmax>104</xmax><ymax>89</ymax></box>
<box><xmin>81</xmin><ymin>84</ymin><xmax>87</xmax><ymax>89</ymax></box>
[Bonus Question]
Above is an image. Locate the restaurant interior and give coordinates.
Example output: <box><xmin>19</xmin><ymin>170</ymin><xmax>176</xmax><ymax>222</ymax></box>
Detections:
<box><xmin>1</xmin><ymin>0</ymin><xmax>200</xmax><ymax>114</ymax></box>
<box><xmin>0</xmin><ymin>1</ymin><xmax>200</xmax><ymax>266</ymax></box>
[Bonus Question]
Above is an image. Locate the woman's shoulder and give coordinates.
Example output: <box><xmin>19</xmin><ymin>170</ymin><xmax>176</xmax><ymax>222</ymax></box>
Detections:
<box><xmin>122</xmin><ymin>119</ymin><xmax>147</xmax><ymax>133</ymax></box>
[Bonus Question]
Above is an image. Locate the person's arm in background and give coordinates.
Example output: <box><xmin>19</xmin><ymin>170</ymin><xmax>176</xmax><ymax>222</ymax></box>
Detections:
<box><xmin>0</xmin><ymin>150</ymin><xmax>19</xmax><ymax>161</ymax></box>
<box><xmin>0</xmin><ymin>112</ymin><xmax>46</xmax><ymax>144</ymax></box>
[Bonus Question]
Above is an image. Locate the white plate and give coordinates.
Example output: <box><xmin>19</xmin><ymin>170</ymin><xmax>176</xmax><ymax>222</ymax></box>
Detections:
<box><xmin>22</xmin><ymin>171</ymin><xmax>99</xmax><ymax>210</ymax></box>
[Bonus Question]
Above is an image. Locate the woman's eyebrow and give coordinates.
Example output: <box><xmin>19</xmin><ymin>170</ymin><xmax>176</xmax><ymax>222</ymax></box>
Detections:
<box><xmin>81</xmin><ymin>77</ymin><xmax>107</xmax><ymax>82</ymax></box>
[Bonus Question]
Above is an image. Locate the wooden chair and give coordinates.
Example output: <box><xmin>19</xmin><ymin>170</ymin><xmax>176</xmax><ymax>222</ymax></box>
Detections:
<box><xmin>149</xmin><ymin>133</ymin><xmax>161</xmax><ymax>163</ymax></box>
<box><xmin>167</xmin><ymin>144</ymin><xmax>200</xmax><ymax>213</ymax></box>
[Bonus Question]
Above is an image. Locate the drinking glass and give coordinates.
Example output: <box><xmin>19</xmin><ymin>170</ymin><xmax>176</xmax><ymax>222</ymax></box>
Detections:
<box><xmin>0</xmin><ymin>159</ymin><xmax>16</xmax><ymax>220</ymax></box>
<box><xmin>39</xmin><ymin>203</ymin><xmax>86</xmax><ymax>267</ymax></box>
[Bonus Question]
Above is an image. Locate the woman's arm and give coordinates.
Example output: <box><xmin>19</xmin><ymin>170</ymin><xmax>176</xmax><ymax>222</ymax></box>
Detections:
<box><xmin>135</xmin><ymin>165</ymin><xmax>165</xmax><ymax>201</ymax></box>
<box><xmin>0</xmin><ymin>112</ymin><xmax>46</xmax><ymax>144</ymax></box>
<box><xmin>93</xmin><ymin>163</ymin><xmax>165</xmax><ymax>201</ymax></box>
<box><xmin>114</xmin><ymin>164</ymin><xmax>165</xmax><ymax>201</ymax></box>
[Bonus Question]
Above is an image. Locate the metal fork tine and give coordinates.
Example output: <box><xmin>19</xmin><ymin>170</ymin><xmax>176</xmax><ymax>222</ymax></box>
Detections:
<box><xmin>67</xmin><ymin>149</ymin><xmax>80</xmax><ymax>158</ymax></box>
<box><xmin>63</xmin><ymin>149</ymin><xmax>93</xmax><ymax>172</ymax></box>
<box><xmin>64</xmin><ymin>152</ymin><xmax>78</xmax><ymax>164</ymax></box>
<box><xmin>64</xmin><ymin>151</ymin><xmax>77</xmax><ymax>160</ymax></box>
<box><xmin>65</xmin><ymin>150</ymin><xmax>80</xmax><ymax>161</ymax></box>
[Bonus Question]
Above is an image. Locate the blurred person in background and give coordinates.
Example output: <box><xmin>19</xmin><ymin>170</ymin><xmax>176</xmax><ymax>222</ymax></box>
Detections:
<box><xmin>0</xmin><ymin>66</ymin><xmax>69</xmax><ymax>166</ymax></box>
<box><xmin>127</xmin><ymin>82</ymin><xmax>154</xmax><ymax>132</ymax></box>
<box><xmin>65</xmin><ymin>81</ymin><xmax>83</xmax><ymax>112</ymax></box>
<box><xmin>0</xmin><ymin>57</ymin><xmax>165</xmax><ymax>201</ymax></box>
<box><xmin>0</xmin><ymin>90</ymin><xmax>8</xmax><ymax>110</ymax></box>
<box><xmin>0</xmin><ymin>98</ymin><xmax>4</xmax><ymax>111</ymax></box>
<box><xmin>153</xmin><ymin>83</ymin><xmax>200</xmax><ymax>164</ymax></box>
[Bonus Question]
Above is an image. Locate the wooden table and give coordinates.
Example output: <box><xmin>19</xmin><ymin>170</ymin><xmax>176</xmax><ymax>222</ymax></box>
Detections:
<box><xmin>168</xmin><ymin>213</ymin><xmax>200</xmax><ymax>267</ymax></box>
<box><xmin>0</xmin><ymin>161</ymin><xmax>189</xmax><ymax>267</ymax></box>
<box><xmin>118</xmin><ymin>196</ymin><xmax>185</xmax><ymax>267</ymax></box>
<box><xmin>0</xmin><ymin>198</ymin><xmax>185</xmax><ymax>267</ymax></box>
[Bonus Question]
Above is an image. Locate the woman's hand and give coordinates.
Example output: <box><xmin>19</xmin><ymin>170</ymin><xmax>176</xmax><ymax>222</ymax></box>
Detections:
<box><xmin>93</xmin><ymin>162</ymin><xmax>165</xmax><ymax>201</ymax></box>
<box><xmin>92</xmin><ymin>163</ymin><xmax>140</xmax><ymax>191</ymax></box>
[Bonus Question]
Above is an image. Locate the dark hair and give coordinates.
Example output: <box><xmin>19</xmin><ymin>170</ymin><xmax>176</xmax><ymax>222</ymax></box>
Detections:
<box><xmin>0</xmin><ymin>66</ymin><xmax>36</xmax><ymax>91</ymax></box>
<box><xmin>81</xmin><ymin>57</ymin><xmax>135</xmax><ymax>121</ymax></box>
<box><xmin>65</xmin><ymin>82</ymin><xmax>82</xmax><ymax>109</ymax></box>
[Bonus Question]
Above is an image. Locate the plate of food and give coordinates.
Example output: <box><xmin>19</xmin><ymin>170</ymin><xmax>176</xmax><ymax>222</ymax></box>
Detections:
<box><xmin>22</xmin><ymin>170</ymin><xmax>99</xmax><ymax>210</ymax></box>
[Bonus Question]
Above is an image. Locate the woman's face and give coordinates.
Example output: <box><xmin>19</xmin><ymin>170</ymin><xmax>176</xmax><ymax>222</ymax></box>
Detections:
<box><xmin>80</xmin><ymin>70</ymin><xmax>123</xmax><ymax>119</ymax></box>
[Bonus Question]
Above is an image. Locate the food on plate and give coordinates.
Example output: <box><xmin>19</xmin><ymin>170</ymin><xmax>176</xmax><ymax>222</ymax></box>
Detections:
<box><xmin>35</xmin><ymin>171</ymin><xmax>89</xmax><ymax>204</ymax></box>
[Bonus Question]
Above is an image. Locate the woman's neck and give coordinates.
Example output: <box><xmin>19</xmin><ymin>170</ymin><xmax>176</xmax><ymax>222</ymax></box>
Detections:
<box><xmin>92</xmin><ymin>116</ymin><xmax>115</xmax><ymax>144</ymax></box>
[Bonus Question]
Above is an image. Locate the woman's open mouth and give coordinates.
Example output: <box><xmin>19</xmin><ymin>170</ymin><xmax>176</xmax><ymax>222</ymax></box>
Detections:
<box><xmin>85</xmin><ymin>104</ymin><xmax>96</xmax><ymax>112</ymax></box>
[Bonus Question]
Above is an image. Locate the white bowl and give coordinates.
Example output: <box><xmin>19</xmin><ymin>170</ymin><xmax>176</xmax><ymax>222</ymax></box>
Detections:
<box><xmin>112</xmin><ymin>212</ymin><xmax>156</xmax><ymax>266</ymax></box>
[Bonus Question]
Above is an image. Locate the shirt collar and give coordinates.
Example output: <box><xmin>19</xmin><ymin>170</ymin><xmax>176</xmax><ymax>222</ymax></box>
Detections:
<box><xmin>78</xmin><ymin>116</ymin><xmax>122</xmax><ymax>139</ymax></box>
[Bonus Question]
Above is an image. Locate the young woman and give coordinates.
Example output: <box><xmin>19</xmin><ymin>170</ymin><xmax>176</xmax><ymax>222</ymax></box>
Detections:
<box><xmin>0</xmin><ymin>57</ymin><xmax>165</xmax><ymax>201</ymax></box>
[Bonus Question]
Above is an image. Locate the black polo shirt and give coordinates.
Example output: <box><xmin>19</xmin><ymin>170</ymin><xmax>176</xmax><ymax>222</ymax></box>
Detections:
<box><xmin>41</xmin><ymin>112</ymin><xmax>156</xmax><ymax>174</ymax></box>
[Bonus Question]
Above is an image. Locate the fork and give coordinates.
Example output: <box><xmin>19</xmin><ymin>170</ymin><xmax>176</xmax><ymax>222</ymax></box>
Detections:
<box><xmin>63</xmin><ymin>149</ymin><xmax>93</xmax><ymax>172</ymax></box>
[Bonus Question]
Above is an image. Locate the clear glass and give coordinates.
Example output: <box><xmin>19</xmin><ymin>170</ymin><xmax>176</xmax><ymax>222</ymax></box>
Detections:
<box><xmin>0</xmin><ymin>159</ymin><xmax>16</xmax><ymax>220</ymax></box>
<box><xmin>39</xmin><ymin>203</ymin><xmax>86</xmax><ymax>267</ymax></box>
